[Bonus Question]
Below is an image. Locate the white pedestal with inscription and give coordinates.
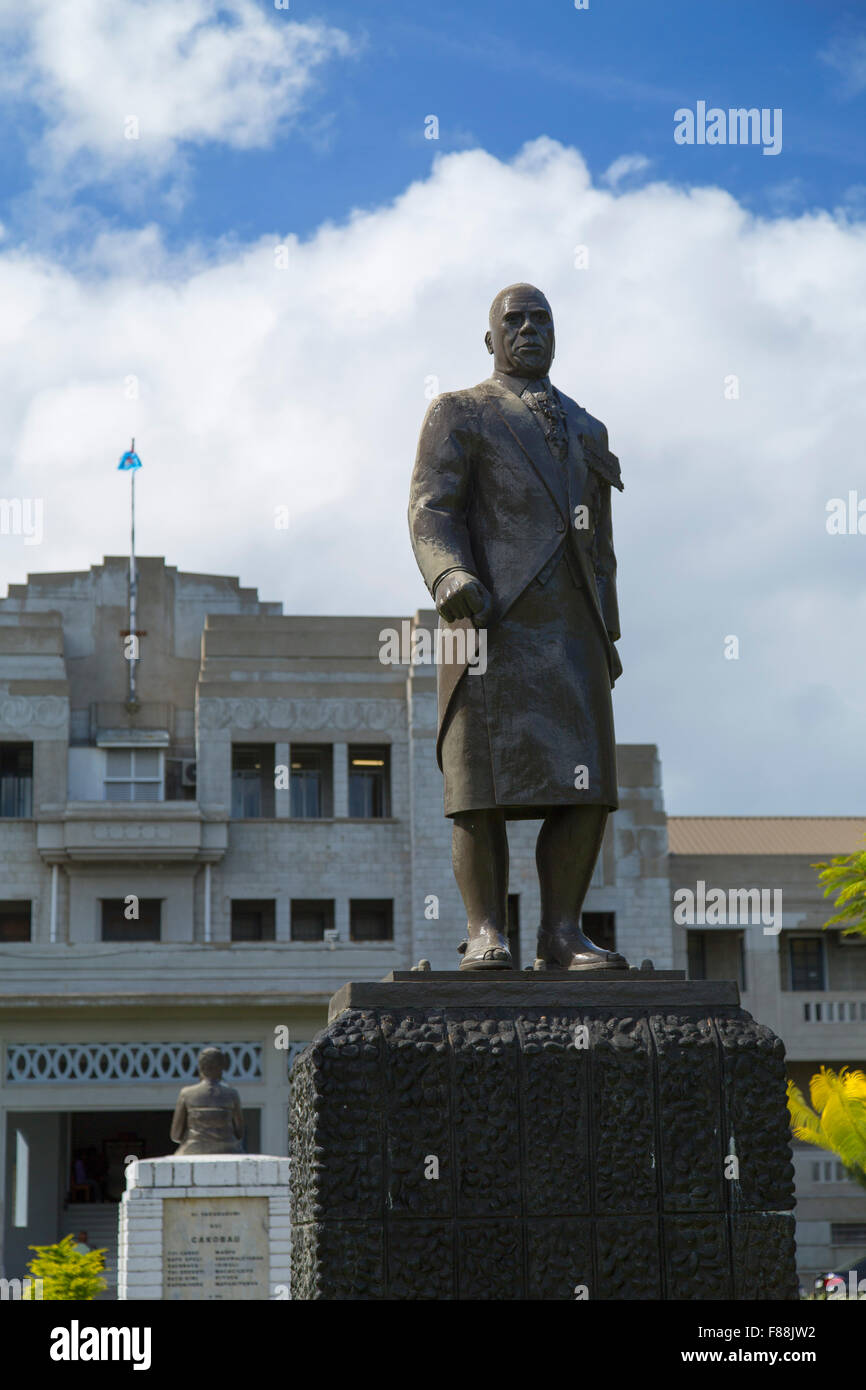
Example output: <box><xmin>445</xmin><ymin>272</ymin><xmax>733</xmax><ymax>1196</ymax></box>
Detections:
<box><xmin>117</xmin><ymin>1155</ymin><xmax>291</xmax><ymax>1301</ymax></box>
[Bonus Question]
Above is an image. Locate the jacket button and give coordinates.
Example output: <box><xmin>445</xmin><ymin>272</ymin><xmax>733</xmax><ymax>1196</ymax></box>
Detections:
<box><xmin>555</xmin><ymin>518</ymin><xmax>566</xmax><ymax>534</ymax></box>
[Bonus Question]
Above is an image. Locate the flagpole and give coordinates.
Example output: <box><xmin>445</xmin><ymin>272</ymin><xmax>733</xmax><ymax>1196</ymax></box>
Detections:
<box><xmin>128</xmin><ymin>436</ymin><xmax>137</xmax><ymax>711</ymax></box>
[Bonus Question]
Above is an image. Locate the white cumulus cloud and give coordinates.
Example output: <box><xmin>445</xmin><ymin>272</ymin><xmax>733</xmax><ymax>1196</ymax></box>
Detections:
<box><xmin>820</xmin><ymin>30</ymin><xmax>866</xmax><ymax>96</ymax></box>
<box><xmin>0</xmin><ymin>0</ymin><xmax>353</xmax><ymax>182</ymax></box>
<box><xmin>1</xmin><ymin>137</ymin><xmax>865</xmax><ymax>814</ymax></box>
<box><xmin>602</xmin><ymin>154</ymin><xmax>651</xmax><ymax>187</ymax></box>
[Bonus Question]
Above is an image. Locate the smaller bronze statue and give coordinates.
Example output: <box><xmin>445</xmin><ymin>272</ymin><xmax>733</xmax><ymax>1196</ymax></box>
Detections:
<box><xmin>170</xmin><ymin>1047</ymin><xmax>244</xmax><ymax>1155</ymax></box>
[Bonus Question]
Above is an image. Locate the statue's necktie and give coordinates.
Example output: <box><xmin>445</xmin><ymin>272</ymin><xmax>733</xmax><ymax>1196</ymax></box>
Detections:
<box><xmin>523</xmin><ymin>382</ymin><xmax>568</xmax><ymax>461</ymax></box>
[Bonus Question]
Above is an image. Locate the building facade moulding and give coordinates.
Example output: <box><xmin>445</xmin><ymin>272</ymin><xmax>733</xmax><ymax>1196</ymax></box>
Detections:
<box><xmin>35</xmin><ymin>810</ymin><xmax>227</xmax><ymax>863</ymax></box>
<box><xmin>196</xmin><ymin>696</ymin><xmax>407</xmax><ymax>734</ymax></box>
<box><xmin>0</xmin><ymin>691</ymin><xmax>68</xmax><ymax>731</ymax></box>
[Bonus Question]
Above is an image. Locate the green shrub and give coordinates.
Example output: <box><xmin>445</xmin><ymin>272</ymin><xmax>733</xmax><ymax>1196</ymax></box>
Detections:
<box><xmin>23</xmin><ymin>1234</ymin><xmax>107</xmax><ymax>1300</ymax></box>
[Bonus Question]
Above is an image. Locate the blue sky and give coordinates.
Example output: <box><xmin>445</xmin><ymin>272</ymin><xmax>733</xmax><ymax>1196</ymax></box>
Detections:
<box><xmin>207</xmin><ymin>0</ymin><xmax>863</xmax><ymax>235</ymax></box>
<box><xmin>3</xmin><ymin>0</ymin><xmax>865</xmax><ymax>250</ymax></box>
<box><xmin>0</xmin><ymin>0</ymin><xmax>865</xmax><ymax>815</ymax></box>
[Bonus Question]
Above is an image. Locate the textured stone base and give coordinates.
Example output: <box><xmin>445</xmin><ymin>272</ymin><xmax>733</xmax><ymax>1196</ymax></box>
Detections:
<box><xmin>290</xmin><ymin>975</ymin><xmax>798</xmax><ymax>1300</ymax></box>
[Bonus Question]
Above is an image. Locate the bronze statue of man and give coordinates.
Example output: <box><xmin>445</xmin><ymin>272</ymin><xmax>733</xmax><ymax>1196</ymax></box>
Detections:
<box><xmin>409</xmin><ymin>283</ymin><xmax>628</xmax><ymax>972</ymax></box>
<box><xmin>170</xmin><ymin>1047</ymin><xmax>245</xmax><ymax>1155</ymax></box>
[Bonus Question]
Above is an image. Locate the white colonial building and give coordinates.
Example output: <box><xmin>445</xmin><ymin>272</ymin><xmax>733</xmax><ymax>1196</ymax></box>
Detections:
<box><xmin>668</xmin><ymin>817</ymin><xmax>866</xmax><ymax>1289</ymax></box>
<box><xmin>1</xmin><ymin>555</ymin><xmax>863</xmax><ymax>1294</ymax></box>
<box><xmin>0</xmin><ymin>555</ymin><xmax>671</xmax><ymax>1294</ymax></box>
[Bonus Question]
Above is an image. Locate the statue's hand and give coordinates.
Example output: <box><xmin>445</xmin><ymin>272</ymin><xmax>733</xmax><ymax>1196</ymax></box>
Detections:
<box><xmin>435</xmin><ymin>570</ymin><xmax>492</xmax><ymax>626</ymax></box>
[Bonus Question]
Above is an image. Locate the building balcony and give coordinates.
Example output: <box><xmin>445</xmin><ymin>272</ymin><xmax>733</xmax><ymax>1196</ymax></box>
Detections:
<box><xmin>775</xmin><ymin>990</ymin><xmax>866</xmax><ymax>1060</ymax></box>
<box><xmin>0</xmin><ymin>941</ymin><xmax>400</xmax><ymax>1008</ymax></box>
<box><xmin>34</xmin><ymin>802</ymin><xmax>227</xmax><ymax>864</ymax></box>
<box><xmin>791</xmin><ymin>1145</ymin><xmax>862</xmax><ymax>1202</ymax></box>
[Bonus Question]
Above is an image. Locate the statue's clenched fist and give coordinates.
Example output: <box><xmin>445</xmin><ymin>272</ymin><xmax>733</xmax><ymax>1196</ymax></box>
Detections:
<box><xmin>434</xmin><ymin>569</ymin><xmax>493</xmax><ymax>626</ymax></box>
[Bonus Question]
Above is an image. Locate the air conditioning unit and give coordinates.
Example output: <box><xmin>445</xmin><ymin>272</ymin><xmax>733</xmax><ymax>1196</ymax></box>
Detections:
<box><xmin>181</xmin><ymin>760</ymin><xmax>197</xmax><ymax>788</ymax></box>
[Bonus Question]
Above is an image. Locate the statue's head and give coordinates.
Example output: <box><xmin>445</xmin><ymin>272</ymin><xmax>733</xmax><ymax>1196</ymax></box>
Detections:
<box><xmin>485</xmin><ymin>283</ymin><xmax>555</xmax><ymax>379</ymax></box>
<box><xmin>197</xmin><ymin>1047</ymin><xmax>227</xmax><ymax>1081</ymax></box>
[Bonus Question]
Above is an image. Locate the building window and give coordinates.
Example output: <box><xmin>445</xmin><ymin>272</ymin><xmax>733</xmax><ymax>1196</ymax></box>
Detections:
<box><xmin>831</xmin><ymin>1223</ymin><xmax>866</xmax><ymax>1245</ymax></box>
<box><xmin>290</xmin><ymin>745</ymin><xmax>332</xmax><ymax>818</ymax></box>
<box><xmin>0</xmin><ymin>743</ymin><xmax>33</xmax><ymax>817</ymax></box>
<box><xmin>231</xmin><ymin>900</ymin><xmax>276</xmax><ymax>942</ymax></box>
<box><xmin>164</xmin><ymin>754</ymin><xmax>197</xmax><ymax>802</ymax></box>
<box><xmin>103</xmin><ymin>748</ymin><xmax>163</xmax><ymax>803</ymax></box>
<box><xmin>350</xmin><ymin>899</ymin><xmax>393</xmax><ymax>942</ymax></box>
<box><xmin>231</xmin><ymin>744</ymin><xmax>275</xmax><ymax>818</ymax></box>
<box><xmin>348</xmin><ymin>746</ymin><xmax>390</xmax><ymax>818</ymax></box>
<box><xmin>507</xmin><ymin>893</ymin><xmax>520</xmax><ymax>964</ymax></box>
<box><xmin>0</xmin><ymin>901</ymin><xmax>31</xmax><ymax>942</ymax></box>
<box><xmin>789</xmin><ymin>937</ymin><xmax>826</xmax><ymax>992</ymax></box>
<box><xmin>687</xmin><ymin>931</ymin><xmax>706</xmax><ymax>980</ymax></box>
<box><xmin>291</xmin><ymin>899</ymin><xmax>335</xmax><ymax>942</ymax></box>
<box><xmin>686</xmin><ymin>929</ymin><xmax>746</xmax><ymax>987</ymax></box>
<box><xmin>101</xmin><ymin>899</ymin><xmax>161</xmax><ymax>942</ymax></box>
<box><xmin>583</xmin><ymin>911</ymin><xmax>616</xmax><ymax>953</ymax></box>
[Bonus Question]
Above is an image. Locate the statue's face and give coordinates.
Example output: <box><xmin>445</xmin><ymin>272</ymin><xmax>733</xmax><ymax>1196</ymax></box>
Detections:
<box><xmin>485</xmin><ymin>291</ymin><xmax>555</xmax><ymax>378</ymax></box>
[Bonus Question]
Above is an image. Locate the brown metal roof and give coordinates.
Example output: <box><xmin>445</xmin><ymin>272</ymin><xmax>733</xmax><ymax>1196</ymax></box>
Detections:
<box><xmin>667</xmin><ymin>817</ymin><xmax>866</xmax><ymax>856</ymax></box>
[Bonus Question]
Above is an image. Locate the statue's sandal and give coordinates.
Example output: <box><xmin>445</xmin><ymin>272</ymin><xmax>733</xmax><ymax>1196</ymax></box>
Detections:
<box><xmin>457</xmin><ymin>937</ymin><xmax>514</xmax><ymax>971</ymax></box>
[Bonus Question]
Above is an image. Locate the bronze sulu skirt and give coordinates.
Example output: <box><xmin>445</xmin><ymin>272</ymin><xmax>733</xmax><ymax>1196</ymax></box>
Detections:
<box><xmin>440</xmin><ymin>552</ymin><xmax>619</xmax><ymax>818</ymax></box>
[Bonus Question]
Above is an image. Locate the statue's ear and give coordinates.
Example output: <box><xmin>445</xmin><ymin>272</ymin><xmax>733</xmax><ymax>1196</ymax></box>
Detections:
<box><xmin>484</xmin><ymin>330</ymin><xmax>493</xmax><ymax>356</ymax></box>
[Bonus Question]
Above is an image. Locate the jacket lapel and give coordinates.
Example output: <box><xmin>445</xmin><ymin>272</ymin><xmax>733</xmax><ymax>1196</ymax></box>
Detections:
<box><xmin>556</xmin><ymin>391</ymin><xmax>590</xmax><ymax>520</ymax></box>
<box><xmin>556</xmin><ymin>392</ymin><xmax>614</xmax><ymax>656</ymax></box>
<box><xmin>481</xmin><ymin>380</ymin><xmax>569</xmax><ymax>522</ymax></box>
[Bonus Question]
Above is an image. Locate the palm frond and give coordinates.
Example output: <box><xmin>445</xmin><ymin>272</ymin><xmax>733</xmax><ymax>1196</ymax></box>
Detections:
<box><xmin>789</xmin><ymin>1068</ymin><xmax>866</xmax><ymax>1178</ymax></box>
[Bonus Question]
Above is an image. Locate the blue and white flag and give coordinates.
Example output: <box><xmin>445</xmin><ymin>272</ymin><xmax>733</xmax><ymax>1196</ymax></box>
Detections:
<box><xmin>117</xmin><ymin>449</ymin><xmax>142</xmax><ymax>471</ymax></box>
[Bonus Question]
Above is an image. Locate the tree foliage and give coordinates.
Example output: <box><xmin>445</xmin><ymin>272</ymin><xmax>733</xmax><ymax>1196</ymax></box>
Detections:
<box><xmin>813</xmin><ymin>837</ymin><xmax>866</xmax><ymax>936</ymax></box>
<box><xmin>787</xmin><ymin>1066</ymin><xmax>866</xmax><ymax>1191</ymax></box>
<box><xmin>23</xmin><ymin>1233</ymin><xmax>107</xmax><ymax>1300</ymax></box>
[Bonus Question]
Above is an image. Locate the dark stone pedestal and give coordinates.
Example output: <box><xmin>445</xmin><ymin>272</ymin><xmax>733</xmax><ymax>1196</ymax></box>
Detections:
<box><xmin>289</xmin><ymin>972</ymin><xmax>798</xmax><ymax>1300</ymax></box>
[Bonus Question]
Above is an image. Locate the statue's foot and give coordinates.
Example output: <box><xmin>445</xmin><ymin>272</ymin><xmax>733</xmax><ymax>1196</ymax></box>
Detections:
<box><xmin>536</xmin><ymin>926</ymin><xmax>628</xmax><ymax>972</ymax></box>
<box><xmin>457</xmin><ymin>926</ymin><xmax>514</xmax><ymax>971</ymax></box>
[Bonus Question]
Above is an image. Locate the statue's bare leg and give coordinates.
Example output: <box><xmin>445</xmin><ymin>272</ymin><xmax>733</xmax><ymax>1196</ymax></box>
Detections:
<box><xmin>451</xmin><ymin>808</ymin><xmax>513</xmax><ymax>969</ymax></box>
<box><xmin>535</xmin><ymin>806</ymin><xmax>628</xmax><ymax>970</ymax></box>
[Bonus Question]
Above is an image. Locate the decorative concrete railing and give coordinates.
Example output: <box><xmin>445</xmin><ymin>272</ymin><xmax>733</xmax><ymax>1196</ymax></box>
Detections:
<box><xmin>799</xmin><ymin>996</ymin><xmax>866</xmax><ymax>1023</ymax></box>
<box><xmin>5</xmin><ymin>1041</ymin><xmax>263</xmax><ymax>1084</ymax></box>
